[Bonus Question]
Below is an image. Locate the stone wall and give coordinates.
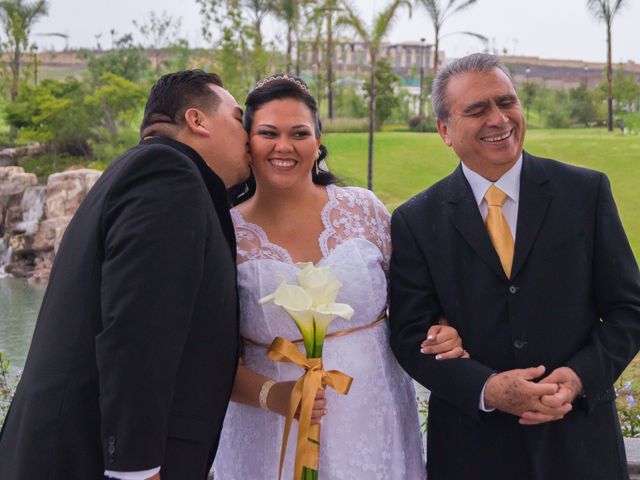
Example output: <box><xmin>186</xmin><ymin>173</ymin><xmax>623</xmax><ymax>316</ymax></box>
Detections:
<box><xmin>0</xmin><ymin>166</ymin><xmax>101</xmax><ymax>281</ymax></box>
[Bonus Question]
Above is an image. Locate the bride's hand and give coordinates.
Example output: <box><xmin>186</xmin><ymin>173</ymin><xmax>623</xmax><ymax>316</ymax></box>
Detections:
<box><xmin>420</xmin><ymin>321</ymin><xmax>469</xmax><ymax>360</ymax></box>
<box><xmin>268</xmin><ymin>381</ymin><xmax>328</xmax><ymax>425</ymax></box>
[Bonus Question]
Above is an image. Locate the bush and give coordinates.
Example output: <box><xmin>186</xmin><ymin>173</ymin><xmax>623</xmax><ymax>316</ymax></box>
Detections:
<box><xmin>6</xmin><ymin>78</ymin><xmax>94</xmax><ymax>156</ymax></box>
<box><xmin>616</xmin><ymin>379</ymin><xmax>640</xmax><ymax>437</ymax></box>
<box><xmin>0</xmin><ymin>352</ymin><xmax>19</xmax><ymax>428</ymax></box>
<box><xmin>322</xmin><ymin>117</ymin><xmax>369</xmax><ymax>133</ymax></box>
<box><xmin>89</xmin><ymin>127</ymin><xmax>140</xmax><ymax>168</ymax></box>
<box><xmin>408</xmin><ymin>115</ymin><xmax>437</xmax><ymax>133</ymax></box>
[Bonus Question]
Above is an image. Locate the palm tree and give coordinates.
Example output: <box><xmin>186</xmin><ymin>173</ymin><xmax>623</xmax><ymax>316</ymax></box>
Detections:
<box><xmin>276</xmin><ymin>0</ymin><xmax>300</xmax><ymax>72</ymax></box>
<box><xmin>339</xmin><ymin>0</ymin><xmax>411</xmax><ymax>190</ymax></box>
<box><xmin>312</xmin><ymin>0</ymin><xmax>340</xmax><ymax>119</ymax></box>
<box><xmin>0</xmin><ymin>0</ymin><xmax>49</xmax><ymax>102</ymax></box>
<box><xmin>586</xmin><ymin>0</ymin><xmax>627</xmax><ymax>132</ymax></box>
<box><xmin>415</xmin><ymin>0</ymin><xmax>484</xmax><ymax>75</ymax></box>
<box><xmin>243</xmin><ymin>0</ymin><xmax>276</xmax><ymax>81</ymax></box>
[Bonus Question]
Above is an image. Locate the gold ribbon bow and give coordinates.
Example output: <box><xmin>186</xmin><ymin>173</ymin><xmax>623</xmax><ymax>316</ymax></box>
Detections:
<box><xmin>267</xmin><ymin>336</ymin><xmax>353</xmax><ymax>480</ymax></box>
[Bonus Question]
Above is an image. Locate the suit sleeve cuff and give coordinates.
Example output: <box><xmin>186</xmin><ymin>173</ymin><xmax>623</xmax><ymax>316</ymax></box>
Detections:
<box><xmin>105</xmin><ymin>467</ymin><xmax>161</xmax><ymax>479</ymax></box>
<box><xmin>479</xmin><ymin>374</ymin><xmax>496</xmax><ymax>412</ymax></box>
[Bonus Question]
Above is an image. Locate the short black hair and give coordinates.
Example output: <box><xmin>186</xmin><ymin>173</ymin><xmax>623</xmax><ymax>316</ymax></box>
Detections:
<box><xmin>139</xmin><ymin>69</ymin><xmax>224</xmax><ymax>137</ymax></box>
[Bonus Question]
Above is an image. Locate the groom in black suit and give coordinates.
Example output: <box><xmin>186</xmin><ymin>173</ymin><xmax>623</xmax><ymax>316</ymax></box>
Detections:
<box><xmin>389</xmin><ymin>53</ymin><xmax>640</xmax><ymax>479</ymax></box>
<box><xmin>0</xmin><ymin>70</ymin><xmax>250</xmax><ymax>479</ymax></box>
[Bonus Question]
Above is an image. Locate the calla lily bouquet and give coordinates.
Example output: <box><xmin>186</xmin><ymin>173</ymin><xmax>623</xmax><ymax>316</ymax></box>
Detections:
<box><xmin>259</xmin><ymin>262</ymin><xmax>354</xmax><ymax>480</ymax></box>
<box><xmin>259</xmin><ymin>262</ymin><xmax>355</xmax><ymax>358</ymax></box>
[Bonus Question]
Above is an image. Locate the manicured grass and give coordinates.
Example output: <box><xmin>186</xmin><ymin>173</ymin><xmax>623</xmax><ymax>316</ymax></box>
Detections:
<box><xmin>324</xmin><ymin>129</ymin><xmax>640</xmax><ymax>259</ymax></box>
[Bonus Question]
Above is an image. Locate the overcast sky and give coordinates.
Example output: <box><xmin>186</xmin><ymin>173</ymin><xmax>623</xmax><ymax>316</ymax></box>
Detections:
<box><xmin>36</xmin><ymin>0</ymin><xmax>638</xmax><ymax>64</ymax></box>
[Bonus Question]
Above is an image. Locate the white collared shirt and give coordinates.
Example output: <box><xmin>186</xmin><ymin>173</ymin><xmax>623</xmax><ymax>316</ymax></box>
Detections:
<box><xmin>460</xmin><ymin>154</ymin><xmax>523</xmax><ymax>412</ymax></box>
<box><xmin>460</xmin><ymin>154</ymin><xmax>523</xmax><ymax>240</ymax></box>
<box><xmin>105</xmin><ymin>467</ymin><xmax>160</xmax><ymax>480</ymax></box>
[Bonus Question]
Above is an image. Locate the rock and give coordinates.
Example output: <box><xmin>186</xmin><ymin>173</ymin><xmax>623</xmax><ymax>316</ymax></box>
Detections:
<box><xmin>32</xmin><ymin>216</ymin><xmax>72</xmax><ymax>254</ymax></box>
<box><xmin>0</xmin><ymin>167</ymin><xmax>38</xmax><ymax>196</ymax></box>
<box><xmin>45</xmin><ymin>169</ymin><xmax>101</xmax><ymax>218</ymax></box>
<box><xmin>0</xmin><ymin>166</ymin><xmax>101</xmax><ymax>280</ymax></box>
<box><xmin>7</xmin><ymin>233</ymin><xmax>32</xmax><ymax>255</ymax></box>
<box><xmin>0</xmin><ymin>144</ymin><xmax>45</xmax><ymax>167</ymax></box>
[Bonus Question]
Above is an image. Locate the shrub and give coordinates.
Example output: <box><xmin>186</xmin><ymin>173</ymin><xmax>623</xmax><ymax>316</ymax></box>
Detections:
<box><xmin>408</xmin><ymin>115</ymin><xmax>437</xmax><ymax>133</ymax></box>
<box><xmin>616</xmin><ymin>379</ymin><xmax>640</xmax><ymax>437</ymax></box>
<box><xmin>322</xmin><ymin>117</ymin><xmax>369</xmax><ymax>133</ymax></box>
<box><xmin>0</xmin><ymin>352</ymin><xmax>19</xmax><ymax>428</ymax></box>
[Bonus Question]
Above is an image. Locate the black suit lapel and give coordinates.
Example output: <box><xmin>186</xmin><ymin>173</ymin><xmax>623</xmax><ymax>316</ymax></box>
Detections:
<box><xmin>447</xmin><ymin>165</ymin><xmax>507</xmax><ymax>280</ymax></box>
<box><xmin>511</xmin><ymin>152</ymin><xmax>552</xmax><ymax>279</ymax></box>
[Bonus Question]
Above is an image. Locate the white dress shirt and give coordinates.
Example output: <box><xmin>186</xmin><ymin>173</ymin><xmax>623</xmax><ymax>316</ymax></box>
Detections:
<box><xmin>460</xmin><ymin>155</ymin><xmax>523</xmax><ymax>412</ymax></box>
<box><xmin>460</xmin><ymin>156</ymin><xmax>522</xmax><ymax>239</ymax></box>
<box><xmin>105</xmin><ymin>466</ymin><xmax>160</xmax><ymax>479</ymax></box>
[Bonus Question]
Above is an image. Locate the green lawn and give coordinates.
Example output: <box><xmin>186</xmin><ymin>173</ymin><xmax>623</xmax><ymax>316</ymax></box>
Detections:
<box><xmin>324</xmin><ymin>129</ymin><xmax>640</xmax><ymax>259</ymax></box>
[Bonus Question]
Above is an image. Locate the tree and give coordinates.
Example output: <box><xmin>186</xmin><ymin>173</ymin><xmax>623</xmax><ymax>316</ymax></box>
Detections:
<box><xmin>363</xmin><ymin>58</ymin><xmax>400</xmax><ymax>128</ymax></box>
<box><xmin>133</xmin><ymin>10</ymin><xmax>183</xmax><ymax>74</ymax></box>
<box><xmin>5</xmin><ymin>77</ymin><xmax>94</xmax><ymax>156</ymax></box>
<box><xmin>415</xmin><ymin>0</ymin><xmax>485</xmax><ymax>75</ymax></box>
<box><xmin>82</xmin><ymin>33</ymin><xmax>151</xmax><ymax>83</ymax></box>
<box><xmin>0</xmin><ymin>0</ymin><xmax>48</xmax><ymax>103</ymax></box>
<box><xmin>241</xmin><ymin>0</ymin><xmax>275</xmax><ymax>80</ymax></box>
<box><xmin>519</xmin><ymin>81</ymin><xmax>539</xmax><ymax>124</ymax></box>
<box><xmin>323</xmin><ymin>0</ymin><xmax>339</xmax><ymax>119</ymax></box>
<box><xmin>586</xmin><ymin>0</ymin><xmax>628</xmax><ymax>131</ymax></box>
<box><xmin>275</xmin><ymin>0</ymin><xmax>301</xmax><ymax>72</ymax></box>
<box><xmin>85</xmin><ymin>73</ymin><xmax>147</xmax><ymax>139</ymax></box>
<box><xmin>196</xmin><ymin>0</ymin><xmax>276</xmax><ymax>84</ymax></box>
<box><xmin>339</xmin><ymin>0</ymin><xmax>411</xmax><ymax>190</ymax></box>
<box><xmin>304</xmin><ymin>0</ymin><xmax>341</xmax><ymax>118</ymax></box>
<box><xmin>570</xmin><ymin>85</ymin><xmax>605</xmax><ymax>126</ymax></box>
<box><xmin>610</xmin><ymin>67</ymin><xmax>640</xmax><ymax>112</ymax></box>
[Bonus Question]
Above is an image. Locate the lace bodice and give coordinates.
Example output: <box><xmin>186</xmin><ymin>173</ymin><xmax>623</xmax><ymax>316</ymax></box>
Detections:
<box><xmin>232</xmin><ymin>184</ymin><xmax>391</xmax><ymax>272</ymax></box>
<box><xmin>214</xmin><ymin>185</ymin><xmax>425</xmax><ymax>479</ymax></box>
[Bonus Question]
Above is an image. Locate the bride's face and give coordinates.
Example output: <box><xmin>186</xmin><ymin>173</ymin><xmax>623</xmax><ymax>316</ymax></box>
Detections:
<box><xmin>248</xmin><ymin>97</ymin><xmax>321</xmax><ymax>191</ymax></box>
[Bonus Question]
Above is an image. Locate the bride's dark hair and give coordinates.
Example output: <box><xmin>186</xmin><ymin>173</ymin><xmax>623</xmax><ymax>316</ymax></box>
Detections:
<box><xmin>228</xmin><ymin>73</ymin><xmax>339</xmax><ymax>205</ymax></box>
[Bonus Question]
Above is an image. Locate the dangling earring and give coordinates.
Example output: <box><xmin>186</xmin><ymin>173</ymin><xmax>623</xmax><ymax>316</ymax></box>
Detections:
<box><xmin>314</xmin><ymin>150</ymin><xmax>321</xmax><ymax>176</ymax></box>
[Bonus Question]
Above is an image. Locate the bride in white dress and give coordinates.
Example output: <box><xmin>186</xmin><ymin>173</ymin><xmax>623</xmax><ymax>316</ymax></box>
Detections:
<box><xmin>213</xmin><ymin>74</ymin><xmax>466</xmax><ymax>480</ymax></box>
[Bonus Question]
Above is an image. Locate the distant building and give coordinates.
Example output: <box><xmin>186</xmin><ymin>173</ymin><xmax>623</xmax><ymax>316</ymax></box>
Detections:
<box><xmin>501</xmin><ymin>55</ymin><xmax>640</xmax><ymax>90</ymax></box>
<box><xmin>300</xmin><ymin>40</ymin><xmax>443</xmax><ymax>79</ymax></box>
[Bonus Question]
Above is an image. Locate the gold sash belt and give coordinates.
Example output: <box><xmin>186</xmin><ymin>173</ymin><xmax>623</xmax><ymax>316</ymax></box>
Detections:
<box><xmin>242</xmin><ymin>310</ymin><xmax>387</xmax><ymax>349</ymax></box>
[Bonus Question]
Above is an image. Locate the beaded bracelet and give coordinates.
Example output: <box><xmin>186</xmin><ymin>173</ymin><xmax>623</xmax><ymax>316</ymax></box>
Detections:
<box><xmin>259</xmin><ymin>379</ymin><xmax>276</xmax><ymax>411</ymax></box>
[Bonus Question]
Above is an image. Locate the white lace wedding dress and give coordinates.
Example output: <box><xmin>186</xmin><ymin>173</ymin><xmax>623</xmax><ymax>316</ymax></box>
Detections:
<box><xmin>213</xmin><ymin>184</ymin><xmax>425</xmax><ymax>479</ymax></box>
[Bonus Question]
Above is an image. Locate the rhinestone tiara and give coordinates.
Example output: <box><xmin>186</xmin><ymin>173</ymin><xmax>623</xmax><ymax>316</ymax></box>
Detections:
<box><xmin>254</xmin><ymin>74</ymin><xmax>311</xmax><ymax>95</ymax></box>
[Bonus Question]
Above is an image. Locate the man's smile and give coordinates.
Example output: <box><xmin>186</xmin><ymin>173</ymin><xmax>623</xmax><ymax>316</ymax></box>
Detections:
<box><xmin>480</xmin><ymin>129</ymin><xmax>513</xmax><ymax>143</ymax></box>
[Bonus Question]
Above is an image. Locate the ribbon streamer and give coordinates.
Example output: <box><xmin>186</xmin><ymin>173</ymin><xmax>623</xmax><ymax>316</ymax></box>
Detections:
<box><xmin>267</xmin><ymin>337</ymin><xmax>353</xmax><ymax>480</ymax></box>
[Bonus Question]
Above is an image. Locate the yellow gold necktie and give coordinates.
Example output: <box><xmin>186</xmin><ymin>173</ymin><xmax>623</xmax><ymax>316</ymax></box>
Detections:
<box><xmin>484</xmin><ymin>185</ymin><xmax>514</xmax><ymax>278</ymax></box>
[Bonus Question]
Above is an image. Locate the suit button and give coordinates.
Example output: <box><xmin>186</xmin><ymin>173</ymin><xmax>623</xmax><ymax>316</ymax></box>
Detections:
<box><xmin>513</xmin><ymin>339</ymin><xmax>527</xmax><ymax>349</ymax></box>
<box><xmin>509</xmin><ymin>285</ymin><xmax>518</xmax><ymax>294</ymax></box>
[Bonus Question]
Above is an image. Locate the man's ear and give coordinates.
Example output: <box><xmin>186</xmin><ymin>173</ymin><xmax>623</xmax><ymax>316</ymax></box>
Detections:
<box><xmin>184</xmin><ymin>108</ymin><xmax>210</xmax><ymax>136</ymax></box>
<box><xmin>436</xmin><ymin>119</ymin><xmax>452</xmax><ymax>147</ymax></box>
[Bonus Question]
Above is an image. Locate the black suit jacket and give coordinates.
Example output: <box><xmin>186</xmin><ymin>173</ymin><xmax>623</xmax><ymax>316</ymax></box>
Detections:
<box><xmin>389</xmin><ymin>152</ymin><xmax>640</xmax><ymax>480</ymax></box>
<box><xmin>0</xmin><ymin>137</ymin><xmax>239</xmax><ymax>480</ymax></box>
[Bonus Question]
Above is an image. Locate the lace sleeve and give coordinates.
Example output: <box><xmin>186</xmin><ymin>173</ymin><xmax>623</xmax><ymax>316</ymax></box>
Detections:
<box><xmin>367</xmin><ymin>191</ymin><xmax>392</xmax><ymax>273</ymax></box>
<box><xmin>323</xmin><ymin>186</ymin><xmax>391</xmax><ymax>273</ymax></box>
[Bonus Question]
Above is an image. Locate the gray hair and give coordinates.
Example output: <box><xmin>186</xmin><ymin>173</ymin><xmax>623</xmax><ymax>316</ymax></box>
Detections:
<box><xmin>431</xmin><ymin>53</ymin><xmax>514</xmax><ymax>123</ymax></box>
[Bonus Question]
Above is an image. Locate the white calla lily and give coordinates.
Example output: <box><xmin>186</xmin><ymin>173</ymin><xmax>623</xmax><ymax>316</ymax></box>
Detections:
<box><xmin>259</xmin><ymin>280</ymin><xmax>315</xmax><ymax>351</ymax></box>
<box><xmin>259</xmin><ymin>264</ymin><xmax>354</xmax><ymax>358</ymax></box>
<box><xmin>312</xmin><ymin>302</ymin><xmax>355</xmax><ymax>342</ymax></box>
<box><xmin>295</xmin><ymin>262</ymin><xmax>342</xmax><ymax>305</ymax></box>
